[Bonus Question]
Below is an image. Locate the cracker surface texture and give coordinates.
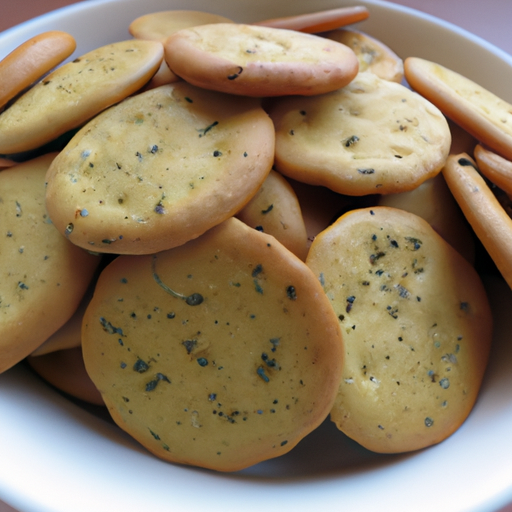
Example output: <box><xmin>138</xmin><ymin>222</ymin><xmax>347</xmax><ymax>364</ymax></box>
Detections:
<box><xmin>405</xmin><ymin>57</ymin><xmax>512</xmax><ymax>162</ymax></box>
<box><xmin>306</xmin><ymin>206</ymin><xmax>492</xmax><ymax>453</ymax></box>
<box><xmin>269</xmin><ymin>71</ymin><xmax>451</xmax><ymax>195</ymax></box>
<box><xmin>45</xmin><ymin>82</ymin><xmax>275</xmax><ymax>254</ymax></box>
<box><xmin>164</xmin><ymin>23</ymin><xmax>359</xmax><ymax>97</ymax></box>
<box><xmin>0</xmin><ymin>154</ymin><xmax>100</xmax><ymax>373</ymax></box>
<box><xmin>82</xmin><ymin>217</ymin><xmax>344</xmax><ymax>471</ymax></box>
<box><xmin>0</xmin><ymin>39</ymin><xmax>163</xmax><ymax>154</ymax></box>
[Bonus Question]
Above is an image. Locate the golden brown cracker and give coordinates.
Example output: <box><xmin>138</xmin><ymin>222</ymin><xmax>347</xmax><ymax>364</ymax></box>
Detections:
<box><xmin>0</xmin><ymin>30</ymin><xmax>76</xmax><ymax>111</ymax></box>
<box><xmin>82</xmin><ymin>217</ymin><xmax>343</xmax><ymax>471</ymax></box>
<box><xmin>443</xmin><ymin>153</ymin><xmax>512</xmax><ymax>289</ymax></box>
<box><xmin>323</xmin><ymin>28</ymin><xmax>404</xmax><ymax>83</ymax></box>
<box><xmin>164</xmin><ymin>23</ymin><xmax>359</xmax><ymax>97</ymax></box>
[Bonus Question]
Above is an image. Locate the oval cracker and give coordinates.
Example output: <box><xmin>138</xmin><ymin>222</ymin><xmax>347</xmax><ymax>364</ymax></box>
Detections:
<box><xmin>404</xmin><ymin>57</ymin><xmax>512</xmax><ymax>162</ymax></box>
<box><xmin>45</xmin><ymin>82</ymin><xmax>275</xmax><ymax>255</ymax></box>
<box><xmin>164</xmin><ymin>23</ymin><xmax>359</xmax><ymax>97</ymax></box>
<box><xmin>269</xmin><ymin>72</ymin><xmax>451</xmax><ymax>195</ymax></box>
<box><xmin>0</xmin><ymin>153</ymin><xmax>100</xmax><ymax>374</ymax></box>
<box><xmin>306</xmin><ymin>206</ymin><xmax>492</xmax><ymax>453</ymax></box>
<box><xmin>0</xmin><ymin>39</ymin><xmax>163</xmax><ymax>154</ymax></box>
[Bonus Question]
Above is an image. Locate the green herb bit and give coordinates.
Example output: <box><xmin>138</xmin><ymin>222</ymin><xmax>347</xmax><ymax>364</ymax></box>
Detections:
<box><xmin>151</xmin><ymin>255</ymin><xmax>204</xmax><ymax>306</ymax></box>
<box><xmin>197</xmin><ymin>120</ymin><xmax>219</xmax><ymax>137</ymax></box>
<box><xmin>344</xmin><ymin>135</ymin><xmax>360</xmax><ymax>147</ymax></box>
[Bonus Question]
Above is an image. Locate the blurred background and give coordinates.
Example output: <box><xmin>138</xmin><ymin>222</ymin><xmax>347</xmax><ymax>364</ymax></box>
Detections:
<box><xmin>2</xmin><ymin>0</ymin><xmax>512</xmax><ymax>55</ymax></box>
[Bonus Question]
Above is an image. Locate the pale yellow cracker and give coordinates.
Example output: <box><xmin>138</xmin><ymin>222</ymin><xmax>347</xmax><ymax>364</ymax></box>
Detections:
<box><xmin>141</xmin><ymin>60</ymin><xmax>180</xmax><ymax>91</ymax></box>
<box><xmin>378</xmin><ymin>173</ymin><xmax>476</xmax><ymax>264</ymax></box>
<box><xmin>0</xmin><ymin>153</ymin><xmax>100</xmax><ymax>374</ymax></box>
<box><xmin>82</xmin><ymin>217</ymin><xmax>343</xmax><ymax>471</ymax></box>
<box><xmin>269</xmin><ymin>71</ymin><xmax>451</xmax><ymax>196</ymax></box>
<box><xmin>323</xmin><ymin>28</ymin><xmax>404</xmax><ymax>83</ymax></box>
<box><xmin>0</xmin><ymin>39</ymin><xmax>163</xmax><ymax>154</ymax></box>
<box><xmin>129</xmin><ymin>10</ymin><xmax>233</xmax><ymax>41</ymax></box>
<box><xmin>30</xmin><ymin>281</ymin><xmax>93</xmax><ymax>356</ymax></box>
<box><xmin>45</xmin><ymin>82</ymin><xmax>275</xmax><ymax>255</ymax></box>
<box><xmin>306</xmin><ymin>206</ymin><xmax>492</xmax><ymax>453</ymax></box>
<box><xmin>236</xmin><ymin>169</ymin><xmax>309</xmax><ymax>260</ymax></box>
<box><xmin>404</xmin><ymin>57</ymin><xmax>512</xmax><ymax>162</ymax></box>
<box><xmin>164</xmin><ymin>23</ymin><xmax>359</xmax><ymax>97</ymax></box>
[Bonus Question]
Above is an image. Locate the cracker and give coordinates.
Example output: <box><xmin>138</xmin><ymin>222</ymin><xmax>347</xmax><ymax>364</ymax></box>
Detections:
<box><xmin>378</xmin><ymin>173</ymin><xmax>476</xmax><ymax>264</ymax></box>
<box><xmin>164</xmin><ymin>23</ymin><xmax>359</xmax><ymax>97</ymax></box>
<box><xmin>289</xmin><ymin>179</ymin><xmax>369</xmax><ymax>248</ymax></box>
<box><xmin>0</xmin><ymin>30</ymin><xmax>76</xmax><ymax>111</ymax></box>
<box><xmin>404</xmin><ymin>57</ymin><xmax>512</xmax><ymax>162</ymax></box>
<box><xmin>0</xmin><ymin>153</ymin><xmax>100</xmax><ymax>374</ymax></box>
<box><xmin>129</xmin><ymin>10</ymin><xmax>233</xmax><ymax>42</ymax></box>
<box><xmin>306</xmin><ymin>206</ymin><xmax>492</xmax><ymax>453</ymax></box>
<box><xmin>443</xmin><ymin>153</ymin><xmax>512</xmax><ymax>290</ymax></box>
<box><xmin>269</xmin><ymin>71</ymin><xmax>451</xmax><ymax>196</ymax></box>
<box><xmin>0</xmin><ymin>39</ymin><xmax>163</xmax><ymax>154</ymax></box>
<box><xmin>82</xmin><ymin>216</ymin><xmax>343</xmax><ymax>471</ymax></box>
<box><xmin>474</xmin><ymin>143</ymin><xmax>512</xmax><ymax>198</ymax></box>
<box><xmin>323</xmin><ymin>28</ymin><xmax>404</xmax><ymax>83</ymax></box>
<box><xmin>30</xmin><ymin>282</ymin><xmax>93</xmax><ymax>356</ymax></box>
<box><xmin>253</xmin><ymin>6</ymin><xmax>369</xmax><ymax>33</ymax></box>
<box><xmin>27</xmin><ymin>348</ymin><xmax>104</xmax><ymax>406</ymax></box>
<box><xmin>0</xmin><ymin>157</ymin><xmax>15</xmax><ymax>168</ymax></box>
<box><xmin>141</xmin><ymin>60</ymin><xmax>180</xmax><ymax>91</ymax></box>
<box><xmin>236</xmin><ymin>169</ymin><xmax>309</xmax><ymax>260</ymax></box>
<box><xmin>45</xmin><ymin>82</ymin><xmax>275</xmax><ymax>255</ymax></box>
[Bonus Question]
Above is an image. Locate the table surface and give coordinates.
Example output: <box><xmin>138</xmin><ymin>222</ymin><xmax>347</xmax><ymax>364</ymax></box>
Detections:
<box><xmin>0</xmin><ymin>1</ymin><xmax>511</xmax><ymax>511</ymax></box>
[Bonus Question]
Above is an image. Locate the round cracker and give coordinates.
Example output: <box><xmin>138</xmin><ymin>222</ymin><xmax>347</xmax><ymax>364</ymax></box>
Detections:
<box><xmin>269</xmin><ymin>71</ymin><xmax>451</xmax><ymax>196</ymax></box>
<box><xmin>404</xmin><ymin>57</ymin><xmax>512</xmax><ymax>162</ymax></box>
<box><xmin>164</xmin><ymin>23</ymin><xmax>359</xmax><ymax>97</ymax></box>
<box><xmin>45</xmin><ymin>82</ymin><xmax>275</xmax><ymax>255</ymax></box>
<box><xmin>129</xmin><ymin>10</ymin><xmax>233</xmax><ymax>42</ymax></box>
<box><xmin>289</xmin><ymin>179</ymin><xmax>361</xmax><ymax>249</ymax></box>
<box><xmin>236</xmin><ymin>169</ymin><xmax>309</xmax><ymax>261</ymax></box>
<box><xmin>0</xmin><ymin>153</ymin><xmax>100</xmax><ymax>374</ymax></box>
<box><xmin>442</xmin><ymin>153</ymin><xmax>512</xmax><ymax>290</ymax></box>
<box><xmin>253</xmin><ymin>6</ymin><xmax>369</xmax><ymax>33</ymax></box>
<box><xmin>377</xmin><ymin>173</ymin><xmax>476</xmax><ymax>264</ymax></box>
<box><xmin>141</xmin><ymin>60</ymin><xmax>180</xmax><ymax>91</ymax></box>
<box><xmin>0</xmin><ymin>30</ymin><xmax>76</xmax><ymax>111</ymax></box>
<box><xmin>306</xmin><ymin>206</ymin><xmax>492</xmax><ymax>453</ymax></box>
<box><xmin>27</xmin><ymin>347</ymin><xmax>104</xmax><ymax>406</ymax></box>
<box><xmin>0</xmin><ymin>39</ymin><xmax>163</xmax><ymax>155</ymax></box>
<box><xmin>30</xmin><ymin>281</ymin><xmax>93</xmax><ymax>356</ymax></box>
<box><xmin>82</xmin><ymin>216</ymin><xmax>343</xmax><ymax>471</ymax></box>
<box><xmin>323</xmin><ymin>28</ymin><xmax>404</xmax><ymax>83</ymax></box>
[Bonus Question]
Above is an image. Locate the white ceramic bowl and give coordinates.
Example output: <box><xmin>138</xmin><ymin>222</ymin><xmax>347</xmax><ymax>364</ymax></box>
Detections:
<box><xmin>2</xmin><ymin>1</ymin><xmax>512</xmax><ymax>511</ymax></box>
